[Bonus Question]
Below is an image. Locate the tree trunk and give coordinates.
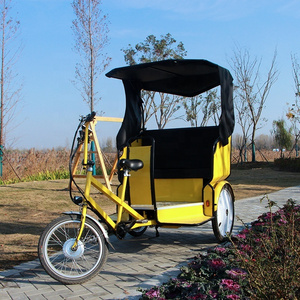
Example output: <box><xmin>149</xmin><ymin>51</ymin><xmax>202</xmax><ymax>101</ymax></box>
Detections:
<box><xmin>251</xmin><ymin>124</ymin><xmax>256</xmax><ymax>162</ymax></box>
<box><xmin>0</xmin><ymin>2</ymin><xmax>6</xmax><ymax>176</ymax></box>
<box><xmin>252</xmin><ymin>142</ymin><xmax>256</xmax><ymax>162</ymax></box>
<box><xmin>244</xmin><ymin>146</ymin><xmax>247</xmax><ymax>162</ymax></box>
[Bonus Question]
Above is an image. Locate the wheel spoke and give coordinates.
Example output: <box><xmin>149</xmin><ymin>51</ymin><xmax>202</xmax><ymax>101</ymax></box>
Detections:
<box><xmin>70</xmin><ymin>258</ymin><xmax>85</xmax><ymax>275</ymax></box>
<box><xmin>39</xmin><ymin>216</ymin><xmax>108</xmax><ymax>283</ymax></box>
<box><xmin>53</xmin><ymin>256</ymin><xmax>69</xmax><ymax>272</ymax></box>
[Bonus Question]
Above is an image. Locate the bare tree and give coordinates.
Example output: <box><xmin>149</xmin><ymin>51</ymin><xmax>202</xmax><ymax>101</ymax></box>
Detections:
<box><xmin>287</xmin><ymin>55</ymin><xmax>300</xmax><ymax>132</ymax></box>
<box><xmin>286</xmin><ymin>54</ymin><xmax>300</xmax><ymax>157</ymax></box>
<box><xmin>232</xmin><ymin>133</ymin><xmax>247</xmax><ymax>163</ymax></box>
<box><xmin>153</xmin><ymin>92</ymin><xmax>182</xmax><ymax>129</ymax></box>
<box><xmin>0</xmin><ymin>0</ymin><xmax>22</xmax><ymax>176</ymax></box>
<box><xmin>183</xmin><ymin>89</ymin><xmax>220</xmax><ymax>127</ymax></box>
<box><xmin>233</xmin><ymin>85</ymin><xmax>251</xmax><ymax>162</ymax></box>
<box><xmin>140</xmin><ymin>90</ymin><xmax>156</xmax><ymax>125</ymax></box>
<box><xmin>72</xmin><ymin>0</ymin><xmax>111</xmax><ymax>112</ymax></box>
<box><xmin>255</xmin><ymin>134</ymin><xmax>275</xmax><ymax>150</ymax></box>
<box><xmin>183</xmin><ymin>96</ymin><xmax>202</xmax><ymax>127</ymax></box>
<box><xmin>122</xmin><ymin>33</ymin><xmax>187</xmax><ymax>129</ymax></box>
<box><xmin>230</xmin><ymin>46</ymin><xmax>278</xmax><ymax>162</ymax></box>
<box><xmin>291</xmin><ymin>54</ymin><xmax>300</xmax><ymax>99</ymax></box>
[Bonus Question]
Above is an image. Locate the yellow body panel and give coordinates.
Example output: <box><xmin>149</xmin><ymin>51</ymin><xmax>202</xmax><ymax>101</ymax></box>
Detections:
<box><xmin>203</xmin><ymin>184</ymin><xmax>214</xmax><ymax>217</ymax></box>
<box><xmin>155</xmin><ymin>178</ymin><xmax>203</xmax><ymax>203</ymax></box>
<box><xmin>122</xmin><ymin>135</ymin><xmax>232</xmax><ymax>224</ymax></box>
<box><xmin>211</xmin><ymin>137</ymin><xmax>231</xmax><ymax>185</ymax></box>
<box><xmin>157</xmin><ymin>203</ymin><xmax>211</xmax><ymax>224</ymax></box>
<box><xmin>128</xmin><ymin>146</ymin><xmax>152</xmax><ymax>206</ymax></box>
<box><xmin>201</xmin><ymin>138</ymin><xmax>231</xmax><ymax>217</ymax></box>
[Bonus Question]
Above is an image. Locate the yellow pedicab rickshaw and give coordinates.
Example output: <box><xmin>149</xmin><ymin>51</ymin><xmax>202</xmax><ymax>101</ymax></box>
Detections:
<box><xmin>38</xmin><ymin>59</ymin><xmax>235</xmax><ymax>285</ymax></box>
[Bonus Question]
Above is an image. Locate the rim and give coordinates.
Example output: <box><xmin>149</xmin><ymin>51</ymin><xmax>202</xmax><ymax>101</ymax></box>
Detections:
<box><xmin>217</xmin><ymin>187</ymin><xmax>234</xmax><ymax>237</ymax></box>
<box><xmin>44</xmin><ymin>219</ymin><xmax>103</xmax><ymax>279</ymax></box>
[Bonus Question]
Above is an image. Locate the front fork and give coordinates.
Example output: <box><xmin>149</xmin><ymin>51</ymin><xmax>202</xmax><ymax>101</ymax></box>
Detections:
<box><xmin>71</xmin><ymin>155</ymin><xmax>92</xmax><ymax>250</ymax></box>
<box><xmin>71</xmin><ymin>203</ymin><xmax>88</xmax><ymax>251</ymax></box>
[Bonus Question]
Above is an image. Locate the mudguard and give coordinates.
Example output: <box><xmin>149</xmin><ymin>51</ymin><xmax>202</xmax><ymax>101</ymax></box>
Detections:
<box><xmin>62</xmin><ymin>211</ymin><xmax>110</xmax><ymax>241</ymax></box>
<box><xmin>213</xmin><ymin>181</ymin><xmax>234</xmax><ymax>211</ymax></box>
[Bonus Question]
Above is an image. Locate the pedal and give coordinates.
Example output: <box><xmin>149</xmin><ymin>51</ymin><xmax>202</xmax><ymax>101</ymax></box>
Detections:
<box><xmin>136</xmin><ymin>219</ymin><xmax>148</xmax><ymax>224</ymax></box>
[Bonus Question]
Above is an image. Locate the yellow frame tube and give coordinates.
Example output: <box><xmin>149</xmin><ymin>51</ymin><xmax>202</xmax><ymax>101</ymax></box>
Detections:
<box><xmin>83</xmin><ymin>124</ymin><xmax>90</xmax><ymax>166</ymax></box>
<box><xmin>78</xmin><ymin>116</ymin><xmax>156</xmax><ymax>234</ymax></box>
<box><xmin>83</xmin><ymin>171</ymin><xmax>156</xmax><ymax>230</ymax></box>
<box><xmin>117</xmin><ymin>175</ymin><xmax>128</xmax><ymax>223</ymax></box>
<box><xmin>72</xmin><ymin>203</ymin><xmax>87</xmax><ymax>249</ymax></box>
<box><xmin>89</xmin><ymin>121</ymin><xmax>111</xmax><ymax>190</ymax></box>
<box><xmin>95</xmin><ymin>116</ymin><xmax>123</xmax><ymax>123</ymax></box>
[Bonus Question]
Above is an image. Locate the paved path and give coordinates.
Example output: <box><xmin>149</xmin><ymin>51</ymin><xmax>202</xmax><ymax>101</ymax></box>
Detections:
<box><xmin>1</xmin><ymin>186</ymin><xmax>299</xmax><ymax>300</ymax></box>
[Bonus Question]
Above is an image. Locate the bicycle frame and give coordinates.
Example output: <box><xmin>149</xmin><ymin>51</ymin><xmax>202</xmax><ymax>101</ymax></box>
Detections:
<box><xmin>74</xmin><ymin>120</ymin><xmax>156</xmax><ymax>242</ymax></box>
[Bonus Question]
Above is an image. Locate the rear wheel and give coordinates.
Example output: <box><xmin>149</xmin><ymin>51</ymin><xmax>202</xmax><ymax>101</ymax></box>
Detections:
<box><xmin>38</xmin><ymin>215</ymin><xmax>108</xmax><ymax>285</ymax></box>
<box><xmin>212</xmin><ymin>184</ymin><xmax>234</xmax><ymax>242</ymax></box>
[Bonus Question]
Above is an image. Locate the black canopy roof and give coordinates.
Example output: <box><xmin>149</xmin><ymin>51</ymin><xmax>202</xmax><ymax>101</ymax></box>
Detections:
<box><xmin>106</xmin><ymin>59</ymin><xmax>234</xmax><ymax>150</ymax></box>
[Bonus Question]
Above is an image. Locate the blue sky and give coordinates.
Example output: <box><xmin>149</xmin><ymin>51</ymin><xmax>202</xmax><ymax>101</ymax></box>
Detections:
<box><xmin>9</xmin><ymin>0</ymin><xmax>300</xmax><ymax>148</ymax></box>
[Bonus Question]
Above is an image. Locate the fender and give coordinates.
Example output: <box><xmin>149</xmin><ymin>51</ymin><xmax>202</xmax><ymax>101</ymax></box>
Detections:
<box><xmin>213</xmin><ymin>181</ymin><xmax>234</xmax><ymax>211</ymax></box>
<box><xmin>63</xmin><ymin>211</ymin><xmax>110</xmax><ymax>241</ymax></box>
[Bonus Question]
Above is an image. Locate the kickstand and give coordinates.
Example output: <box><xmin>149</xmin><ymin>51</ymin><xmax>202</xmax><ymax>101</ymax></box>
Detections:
<box><xmin>155</xmin><ymin>225</ymin><xmax>159</xmax><ymax>237</ymax></box>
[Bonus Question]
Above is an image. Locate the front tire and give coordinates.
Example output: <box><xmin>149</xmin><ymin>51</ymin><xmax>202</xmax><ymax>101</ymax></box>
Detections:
<box><xmin>212</xmin><ymin>184</ymin><xmax>234</xmax><ymax>242</ymax></box>
<box><xmin>38</xmin><ymin>215</ymin><xmax>108</xmax><ymax>285</ymax></box>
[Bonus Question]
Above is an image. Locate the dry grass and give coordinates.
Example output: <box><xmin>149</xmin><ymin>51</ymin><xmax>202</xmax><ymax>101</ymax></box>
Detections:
<box><xmin>0</xmin><ymin>162</ymin><xmax>300</xmax><ymax>271</ymax></box>
<box><xmin>230</xmin><ymin>163</ymin><xmax>300</xmax><ymax>199</ymax></box>
<box><xmin>1</xmin><ymin>148</ymin><xmax>117</xmax><ymax>182</ymax></box>
<box><xmin>1</xmin><ymin>148</ymin><xmax>70</xmax><ymax>181</ymax></box>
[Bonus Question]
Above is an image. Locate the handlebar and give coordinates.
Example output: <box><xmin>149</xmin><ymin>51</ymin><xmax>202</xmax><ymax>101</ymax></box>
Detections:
<box><xmin>84</xmin><ymin>111</ymin><xmax>96</xmax><ymax>122</ymax></box>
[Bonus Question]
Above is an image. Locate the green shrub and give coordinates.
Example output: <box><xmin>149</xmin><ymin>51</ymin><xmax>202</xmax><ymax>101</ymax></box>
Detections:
<box><xmin>274</xmin><ymin>157</ymin><xmax>300</xmax><ymax>172</ymax></box>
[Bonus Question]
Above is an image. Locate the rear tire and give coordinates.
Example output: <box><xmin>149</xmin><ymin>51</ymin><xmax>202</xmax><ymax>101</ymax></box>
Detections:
<box><xmin>212</xmin><ymin>184</ymin><xmax>234</xmax><ymax>242</ymax></box>
<box><xmin>38</xmin><ymin>215</ymin><xmax>108</xmax><ymax>285</ymax></box>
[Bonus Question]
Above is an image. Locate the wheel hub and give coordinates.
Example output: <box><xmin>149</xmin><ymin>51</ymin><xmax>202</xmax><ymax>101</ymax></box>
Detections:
<box><xmin>63</xmin><ymin>238</ymin><xmax>84</xmax><ymax>259</ymax></box>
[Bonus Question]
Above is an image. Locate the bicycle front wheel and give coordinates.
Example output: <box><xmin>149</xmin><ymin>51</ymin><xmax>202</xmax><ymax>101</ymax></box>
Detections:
<box><xmin>38</xmin><ymin>215</ymin><xmax>108</xmax><ymax>285</ymax></box>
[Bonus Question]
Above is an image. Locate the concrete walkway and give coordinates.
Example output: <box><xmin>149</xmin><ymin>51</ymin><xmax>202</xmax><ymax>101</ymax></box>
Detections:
<box><xmin>1</xmin><ymin>186</ymin><xmax>299</xmax><ymax>300</ymax></box>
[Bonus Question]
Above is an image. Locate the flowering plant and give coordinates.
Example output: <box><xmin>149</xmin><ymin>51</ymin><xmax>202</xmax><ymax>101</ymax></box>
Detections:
<box><xmin>231</xmin><ymin>197</ymin><xmax>300</xmax><ymax>299</ymax></box>
<box><xmin>139</xmin><ymin>199</ymin><xmax>300</xmax><ymax>299</ymax></box>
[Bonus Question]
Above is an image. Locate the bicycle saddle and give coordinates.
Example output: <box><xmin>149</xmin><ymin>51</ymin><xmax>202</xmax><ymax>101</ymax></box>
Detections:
<box><xmin>118</xmin><ymin>159</ymin><xmax>144</xmax><ymax>171</ymax></box>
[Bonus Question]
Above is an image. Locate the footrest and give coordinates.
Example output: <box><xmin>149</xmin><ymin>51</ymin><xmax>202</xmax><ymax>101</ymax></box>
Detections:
<box><xmin>131</xmin><ymin>205</ymin><xmax>154</xmax><ymax>210</ymax></box>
